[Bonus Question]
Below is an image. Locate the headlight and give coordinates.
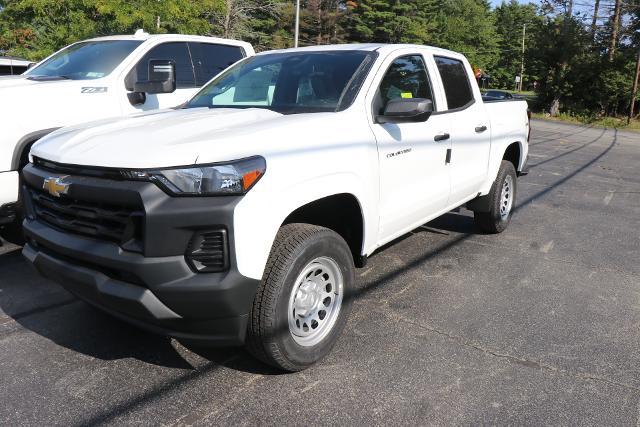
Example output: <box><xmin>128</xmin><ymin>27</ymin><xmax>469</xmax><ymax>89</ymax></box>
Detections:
<box><xmin>122</xmin><ymin>156</ymin><xmax>266</xmax><ymax>196</ymax></box>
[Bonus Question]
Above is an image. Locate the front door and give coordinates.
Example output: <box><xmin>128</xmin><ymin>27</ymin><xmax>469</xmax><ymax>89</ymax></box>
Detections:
<box><xmin>121</xmin><ymin>42</ymin><xmax>199</xmax><ymax>113</ymax></box>
<box><xmin>370</xmin><ymin>53</ymin><xmax>452</xmax><ymax>242</ymax></box>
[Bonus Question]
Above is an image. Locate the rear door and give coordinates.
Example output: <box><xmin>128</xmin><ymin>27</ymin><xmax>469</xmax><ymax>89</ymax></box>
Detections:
<box><xmin>369</xmin><ymin>51</ymin><xmax>452</xmax><ymax>242</ymax></box>
<box><xmin>433</xmin><ymin>56</ymin><xmax>491</xmax><ymax>204</ymax></box>
<box><xmin>188</xmin><ymin>42</ymin><xmax>245</xmax><ymax>86</ymax></box>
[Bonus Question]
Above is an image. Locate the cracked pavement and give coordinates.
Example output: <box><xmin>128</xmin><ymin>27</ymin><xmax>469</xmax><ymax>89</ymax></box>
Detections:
<box><xmin>1</xmin><ymin>120</ymin><xmax>639</xmax><ymax>425</ymax></box>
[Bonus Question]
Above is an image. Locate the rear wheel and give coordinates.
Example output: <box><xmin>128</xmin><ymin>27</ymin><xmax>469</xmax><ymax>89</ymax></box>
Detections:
<box><xmin>246</xmin><ymin>223</ymin><xmax>354</xmax><ymax>372</ymax></box>
<box><xmin>474</xmin><ymin>160</ymin><xmax>517</xmax><ymax>234</ymax></box>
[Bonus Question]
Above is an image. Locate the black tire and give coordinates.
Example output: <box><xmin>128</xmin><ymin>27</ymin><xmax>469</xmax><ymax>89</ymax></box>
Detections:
<box><xmin>0</xmin><ymin>219</ymin><xmax>25</xmax><ymax>246</ymax></box>
<box><xmin>246</xmin><ymin>223</ymin><xmax>355</xmax><ymax>372</ymax></box>
<box><xmin>1</xmin><ymin>149</ymin><xmax>30</xmax><ymax>246</ymax></box>
<box><xmin>474</xmin><ymin>160</ymin><xmax>517</xmax><ymax>234</ymax></box>
<box><xmin>0</xmin><ymin>199</ymin><xmax>25</xmax><ymax>246</ymax></box>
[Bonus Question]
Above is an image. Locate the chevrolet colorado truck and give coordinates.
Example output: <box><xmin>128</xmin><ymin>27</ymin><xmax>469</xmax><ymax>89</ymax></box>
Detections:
<box><xmin>0</xmin><ymin>30</ymin><xmax>253</xmax><ymax>243</ymax></box>
<box><xmin>22</xmin><ymin>44</ymin><xmax>529</xmax><ymax>371</ymax></box>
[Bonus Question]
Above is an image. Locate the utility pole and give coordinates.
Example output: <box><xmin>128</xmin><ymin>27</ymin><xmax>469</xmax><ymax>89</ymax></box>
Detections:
<box><xmin>591</xmin><ymin>0</ymin><xmax>600</xmax><ymax>39</ymax></box>
<box><xmin>519</xmin><ymin>23</ymin><xmax>526</xmax><ymax>92</ymax></box>
<box><xmin>294</xmin><ymin>0</ymin><xmax>301</xmax><ymax>48</ymax></box>
<box><xmin>609</xmin><ymin>0</ymin><xmax>621</xmax><ymax>61</ymax></box>
<box><xmin>629</xmin><ymin>49</ymin><xmax>640</xmax><ymax>124</ymax></box>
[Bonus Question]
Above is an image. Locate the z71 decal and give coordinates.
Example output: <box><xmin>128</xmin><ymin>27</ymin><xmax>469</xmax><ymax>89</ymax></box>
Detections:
<box><xmin>81</xmin><ymin>87</ymin><xmax>108</xmax><ymax>94</ymax></box>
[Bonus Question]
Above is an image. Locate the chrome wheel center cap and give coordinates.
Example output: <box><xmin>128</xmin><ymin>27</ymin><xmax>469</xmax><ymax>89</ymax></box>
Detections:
<box><xmin>294</xmin><ymin>282</ymin><xmax>318</xmax><ymax>316</ymax></box>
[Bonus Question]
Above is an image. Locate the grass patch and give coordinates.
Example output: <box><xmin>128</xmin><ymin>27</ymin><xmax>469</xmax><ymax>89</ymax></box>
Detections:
<box><xmin>532</xmin><ymin>112</ymin><xmax>640</xmax><ymax>132</ymax></box>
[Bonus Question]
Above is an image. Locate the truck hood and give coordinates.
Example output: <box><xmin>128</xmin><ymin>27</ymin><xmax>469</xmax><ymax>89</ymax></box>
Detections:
<box><xmin>0</xmin><ymin>75</ymin><xmax>115</xmax><ymax>134</ymax></box>
<box><xmin>0</xmin><ymin>75</ymin><xmax>39</xmax><ymax>89</ymax></box>
<box><xmin>0</xmin><ymin>74</ymin><xmax>84</xmax><ymax>89</ymax></box>
<box><xmin>32</xmin><ymin>108</ymin><xmax>288</xmax><ymax>168</ymax></box>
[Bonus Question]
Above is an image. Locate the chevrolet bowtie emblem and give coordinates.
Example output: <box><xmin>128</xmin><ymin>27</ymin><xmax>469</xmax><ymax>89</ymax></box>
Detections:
<box><xmin>42</xmin><ymin>176</ymin><xmax>70</xmax><ymax>197</ymax></box>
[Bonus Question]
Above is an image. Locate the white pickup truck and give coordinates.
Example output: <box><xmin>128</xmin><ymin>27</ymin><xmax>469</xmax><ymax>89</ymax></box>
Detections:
<box><xmin>22</xmin><ymin>44</ymin><xmax>529</xmax><ymax>371</ymax></box>
<box><xmin>0</xmin><ymin>31</ymin><xmax>253</xmax><ymax>242</ymax></box>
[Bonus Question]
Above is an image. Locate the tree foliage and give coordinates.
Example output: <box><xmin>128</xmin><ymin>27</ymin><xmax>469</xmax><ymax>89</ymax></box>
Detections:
<box><xmin>0</xmin><ymin>0</ymin><xmax>638</xmax><ymax>117</ymax></box>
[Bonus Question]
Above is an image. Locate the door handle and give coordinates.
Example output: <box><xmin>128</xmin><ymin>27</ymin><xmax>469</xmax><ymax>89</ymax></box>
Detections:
<box><xmin>475</xmin><ymin>125</ymin><xmax>488</xmax><ymax>133</ymax></box>
<box><xmin>434</xmin><ymin>133</ymin><xmax>450</xmax><ymax>142</ymax></box>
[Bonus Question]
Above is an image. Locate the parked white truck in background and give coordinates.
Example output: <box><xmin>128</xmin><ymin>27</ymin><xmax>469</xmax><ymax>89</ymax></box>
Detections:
<box><xmin>0</xmin><ymin>31</ymin><xmax>254</xmax><ymax>242</ymax></box>
<box><xmin>0</xmin><ymin>56</ymin><xmax>34</xmax><ymax>76</ymax></box>
<box><xmin>23</xmin><ymin>44</ymin><xmax>529</xmax><ymax>371</ymax></box>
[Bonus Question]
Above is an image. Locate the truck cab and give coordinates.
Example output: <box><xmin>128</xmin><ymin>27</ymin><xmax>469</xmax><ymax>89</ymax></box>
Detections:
<box><xmin>0</xmin><ymin>31</ymin><xmax>254</xmax><ymax>242</ymax></box>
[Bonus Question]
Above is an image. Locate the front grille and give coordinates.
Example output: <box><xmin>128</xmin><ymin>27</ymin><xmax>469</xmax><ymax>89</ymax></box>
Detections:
<box><xmin>29</xmin><ymin>188</ymin><xmax>143</xmax><ymax>247</ymax></box>
<box><xmin>186</xmin><ymin>229</ymin><xmax>229</xmax><ymax>273</ymax></box>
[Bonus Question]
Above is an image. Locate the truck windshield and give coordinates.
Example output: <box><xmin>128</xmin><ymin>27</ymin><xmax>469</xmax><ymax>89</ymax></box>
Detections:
<box><xmin>185</xmin><ymin>51</ymin><xmax>376</xmax><ymax>114</ymax></box>
<box><xmin>27</xmin><ymin>40</ymin><xmax>143</xmax><ymax>80</ymax></box>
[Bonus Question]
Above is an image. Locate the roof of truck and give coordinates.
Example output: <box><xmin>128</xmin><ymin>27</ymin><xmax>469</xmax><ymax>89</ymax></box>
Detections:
<box><xmin>82</xmin><ymin>32</ymin><xmax>252</xmax><ymax>49</ymax></box>
<box><xmin>257</xmin><ymin>43</ymin><xmax>464</xmax><ymax>58</ymax></box>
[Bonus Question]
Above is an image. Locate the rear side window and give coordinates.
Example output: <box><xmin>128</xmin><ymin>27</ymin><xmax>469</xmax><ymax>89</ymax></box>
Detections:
<box><xmin>434</xmin><ymin>56</ymin><xmax>473</xmax><ymax>110</ymax></box>
<box><xmin>376</xmin><ymin>54</ymin><xmax>433</xmax><ymax>115</ymax></box>
<box><xmin>133</xmin><ymin>42</ymin><xmax>195</xmax><ymax>89</ymax></box>
<box><xmin>189</xmin><ymin>43</ymin><xmax>245</xmax><ymax>86</ymax></box>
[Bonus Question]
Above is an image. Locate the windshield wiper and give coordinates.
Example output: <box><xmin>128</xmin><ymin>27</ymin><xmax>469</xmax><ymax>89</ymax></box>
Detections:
<box><xmin>27</xmin><ymin>75</ymin><xmax>72</xmax><ymax>81</ymax></box>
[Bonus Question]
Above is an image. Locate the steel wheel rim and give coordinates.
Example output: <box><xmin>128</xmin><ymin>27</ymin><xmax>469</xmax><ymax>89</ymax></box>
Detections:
<box><xmin>500</xmin><ymin>174</ymin><xmax>514</xmax><ymax>220</ymax></box>
<box><xmin>288</xmin><ymin>256</ymin><xmax>344</xmax><ymax>347</ymax></box>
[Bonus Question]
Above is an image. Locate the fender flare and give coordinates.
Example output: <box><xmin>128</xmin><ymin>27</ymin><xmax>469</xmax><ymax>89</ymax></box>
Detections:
<box><xmin>233</xmin><ymin>173</ymin><xmax>373</xmax><ymax>280</ymax></box>
<box><xmin>11</xmin><ymin>128</ymin><xmax>59</xmax><ymax>170</ymax></box>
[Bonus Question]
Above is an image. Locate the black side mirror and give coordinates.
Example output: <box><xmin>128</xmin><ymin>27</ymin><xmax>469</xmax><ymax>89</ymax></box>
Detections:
<box><xmin>127</xmin><ymin>91</ymin><xmax>146</xmax><ymax>106</ymax></box>
<box><xmin>377</xmin><ymin>98</ymin><xmax>434</xmax><ymax>124</ymax></box>
<box><xmin>133</xmin><ymin>59</ymin><xmax>176</xmax><ymax>95</ymax></box>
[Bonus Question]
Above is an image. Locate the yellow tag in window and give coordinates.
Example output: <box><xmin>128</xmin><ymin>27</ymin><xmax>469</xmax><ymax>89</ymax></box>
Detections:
<box><xmin>401</xmin><ymin>92</ymin><xmax>413</xmax><ymax>99</ymax></box>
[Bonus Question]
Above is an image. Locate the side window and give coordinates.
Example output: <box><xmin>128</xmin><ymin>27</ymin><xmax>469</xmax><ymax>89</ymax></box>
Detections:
<box><xmin>376</xmin><ymin>55</ymin><xmax>433</xmax><ymax>115</ymax></box>
<box><xmin>434</xmin><ymin>56</ymin><xmax>474</xmax><ymax>110</ymax></box>
<box><xmin>189</xmin><ymin>43</ymin><xmax>245</xmax><ymax>86</ymax></box>
<box><xmin>133</xmin><ymin>42</ymin><xmax>195</xmax><ymax>89</ymax></box>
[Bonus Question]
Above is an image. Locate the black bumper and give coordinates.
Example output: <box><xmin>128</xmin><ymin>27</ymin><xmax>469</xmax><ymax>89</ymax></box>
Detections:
<box><xmin>21</xmin><ymin>163</ymin><xmax>260</xmax><ymax>345</ymax></box>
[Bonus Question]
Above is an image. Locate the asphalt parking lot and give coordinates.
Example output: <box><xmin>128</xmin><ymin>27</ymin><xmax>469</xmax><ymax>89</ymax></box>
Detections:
<box><xmin>1</xmin><ymin>119</ymin><xmax>639</xmax><ymax>425</ymax></box>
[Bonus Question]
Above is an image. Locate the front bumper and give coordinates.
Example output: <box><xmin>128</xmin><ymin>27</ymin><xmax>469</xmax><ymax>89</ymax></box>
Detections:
<box><xmin>21</xmin><ymin>163</ymin><xmax>260</xmax><ymax>345</ymax></box>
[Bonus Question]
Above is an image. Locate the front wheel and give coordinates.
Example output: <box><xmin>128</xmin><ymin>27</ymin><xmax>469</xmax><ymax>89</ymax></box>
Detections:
<box><xmin>0</xmin><ymin>202</ymin><xmax>25</xmax><ymax>246</ymax></box>
<box><xmin>474</xmin><ymin>160</ymin><xmax>517</xmax><ymax>234</ymax></box>
<box><xmin>0</xmin><ymin>219</ymin><xmax>25</xmax><ymax>246</ymax></box>
<box><xmin>246</xmin><ymin>223</ymin><xmax>354</xmax><ymax>372</ymax></box>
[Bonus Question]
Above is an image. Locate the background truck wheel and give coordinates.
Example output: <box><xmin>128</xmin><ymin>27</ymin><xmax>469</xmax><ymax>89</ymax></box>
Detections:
<box><xmin>0</xmin><ymin>200</ymin><xmax>25</xmax><ymax>246</ymax></box>
<box><xmin>474</xmin><ymin>160</ymin><xmax>517</xmax><ymax>234</ymax></box>
<box><xmin>246</xmin><ymin>223</ymin><xmax>354</xmax><ymax>372</ymax></box>
<box><xmin>0</xmin><ymin>219</ymin><xmax>25</xmax><ymax>246</ymax></box>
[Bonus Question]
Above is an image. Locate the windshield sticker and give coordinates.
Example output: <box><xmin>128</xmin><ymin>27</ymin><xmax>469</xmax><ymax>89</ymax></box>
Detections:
<box><xmin>401</xmin><ymin>92</ymin><xmax>413</xmax><ymax>99</ymax></box>
<box><xmin>86</xmin><ymin>72</ymin><xmax>105</xmax><ymax>78</ymax></box>
<box><xmin>81</xmin><ymin>87</ymin><xmax>108</xmax><ymax>94</ymax></box>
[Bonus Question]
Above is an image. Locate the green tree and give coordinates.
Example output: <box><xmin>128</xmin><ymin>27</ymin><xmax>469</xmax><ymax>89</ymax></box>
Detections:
<box><xmin>299</xmin><ymin>0</ymin><xmax>348</xmax><ymax>46</ymax></box>
<box><xmin>428</xmin><ymin>0</ymin><xmax>499</xmax><ymax>71</ymax></box>
<box><xmin>0</xmin><ymin>0</ymin><xmax>222</xmax><ymax>60</ymax></box>
<box><xmin>345</xmin><ymin>0</ymin><xmax>434</xmax><ymax>45</ymax></box>
<box><xmin>492</xmin><ymin>0</ymin><xmax>541</xmax><ymax>89</ymax></box>
<box><xmin>94</xmin><ymin>0</ymin><xmax>222</xmax><ymax>35</ymax></box>
<box><xmin>0</xmin><ymin>0</ymin><xmax>101</xmax><ymax>60</ymax></box>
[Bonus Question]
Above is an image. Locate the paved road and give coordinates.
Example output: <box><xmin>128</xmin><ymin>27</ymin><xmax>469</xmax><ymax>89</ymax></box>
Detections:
<box><xmin>1</xmin><ymin>120</ymin><xmax>639</xmax><ymax>425</ymax></box>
